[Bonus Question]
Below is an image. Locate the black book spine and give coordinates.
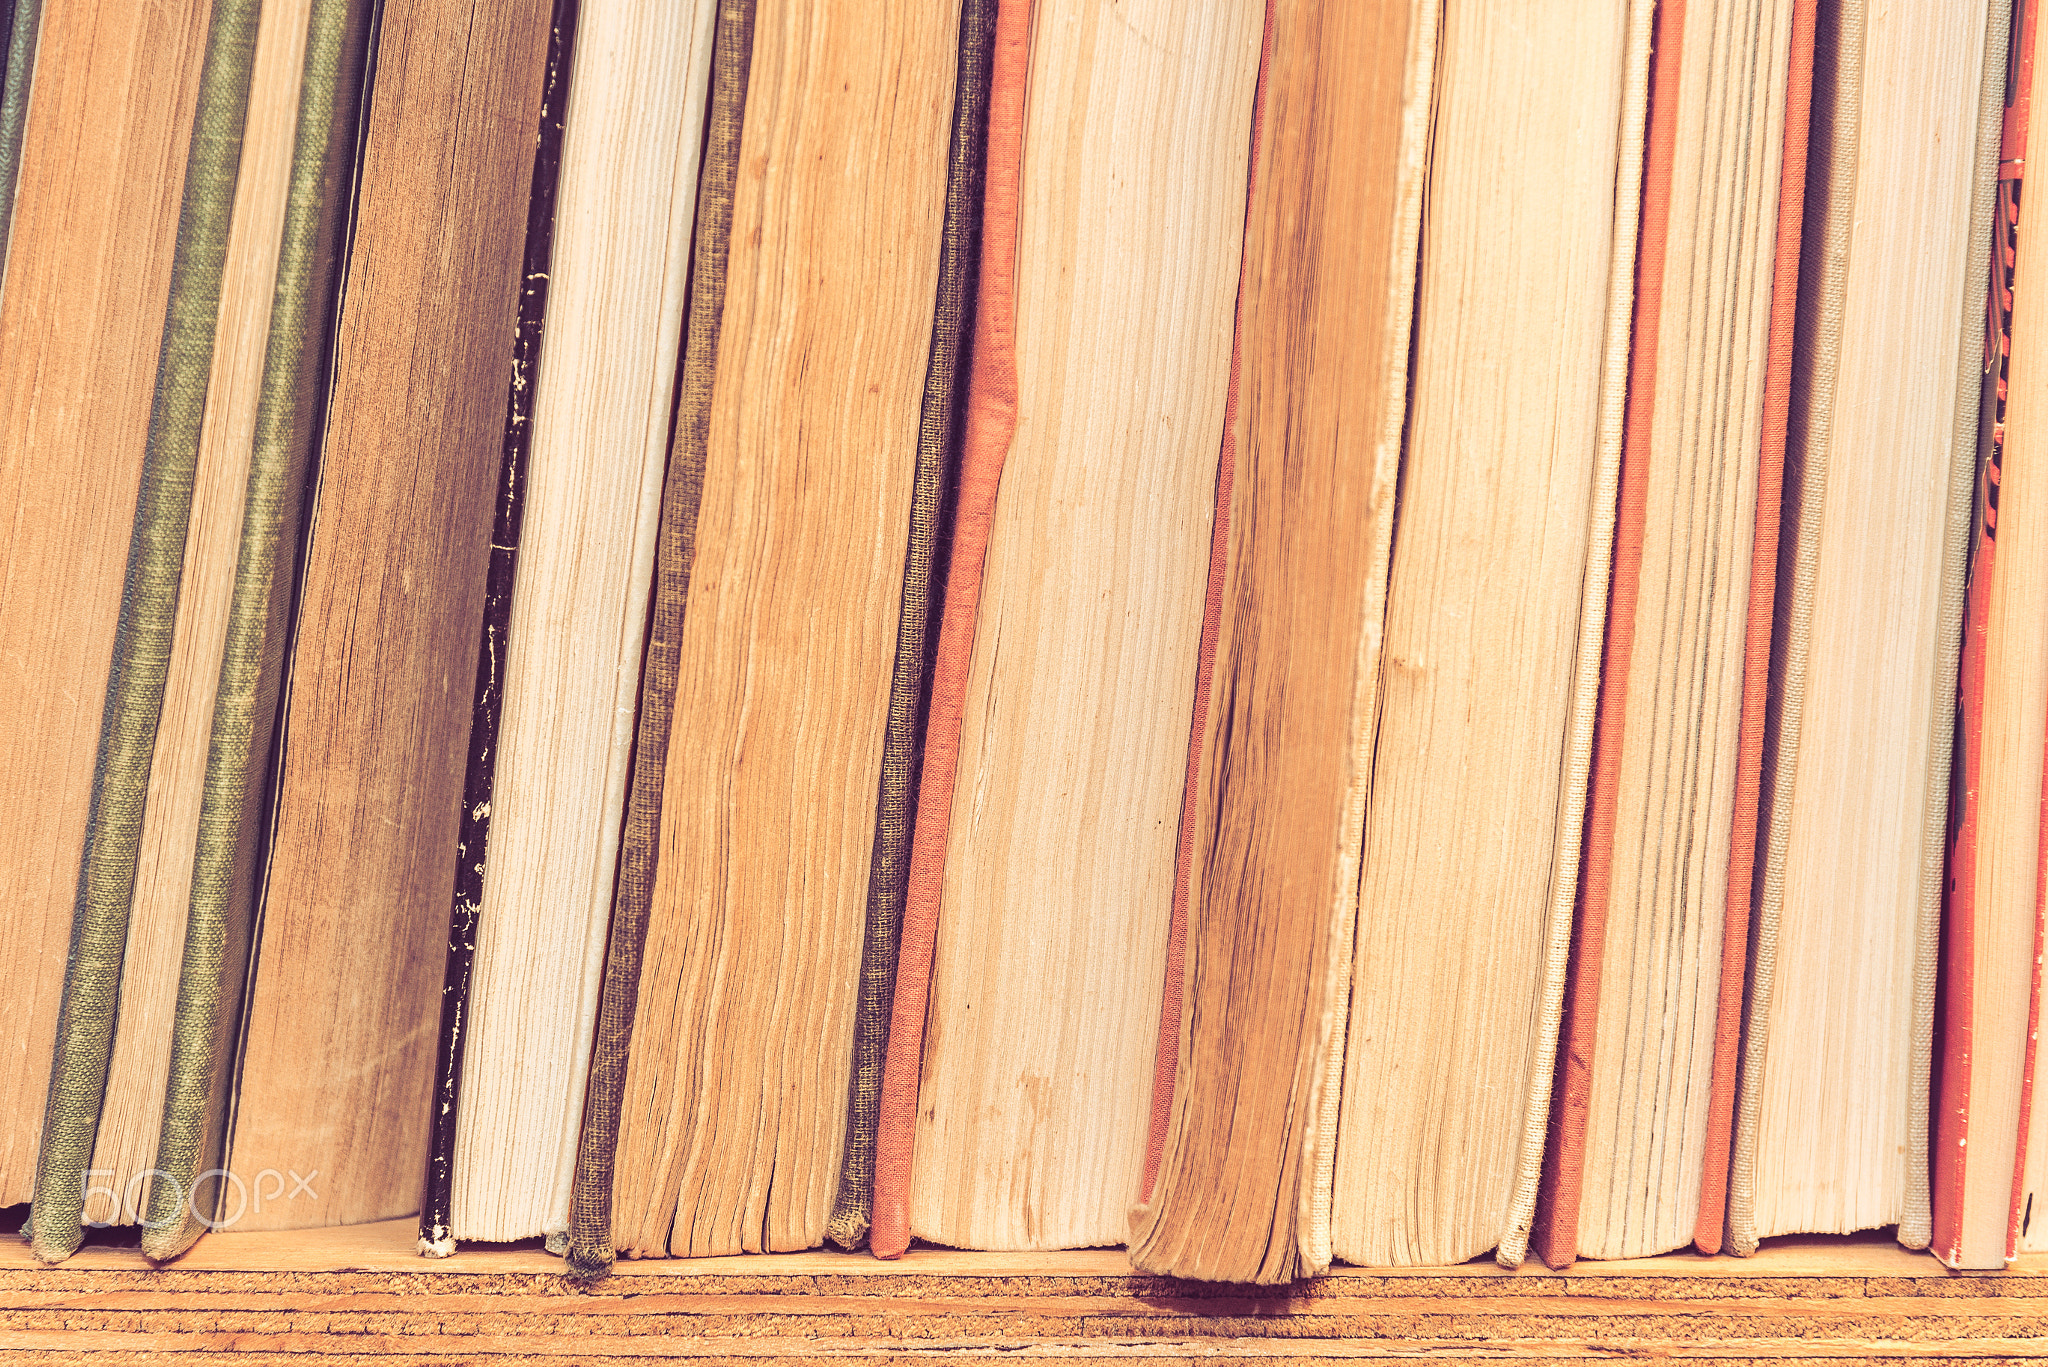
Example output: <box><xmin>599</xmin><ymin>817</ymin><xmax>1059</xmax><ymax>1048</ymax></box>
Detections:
<box><xmin>418</xmin><ymin>0</ymin><xmax>581</xmax><ymax>1256</ymax></box>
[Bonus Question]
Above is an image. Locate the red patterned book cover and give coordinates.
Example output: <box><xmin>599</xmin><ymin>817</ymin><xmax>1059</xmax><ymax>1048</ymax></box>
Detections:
<box><xmin>1936</xmin><ymin>0</ymin><xmax>2038</xmax><ymax>1270</ymax></box>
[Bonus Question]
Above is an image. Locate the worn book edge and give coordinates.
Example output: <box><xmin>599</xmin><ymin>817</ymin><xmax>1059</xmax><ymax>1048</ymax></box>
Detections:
<box><xmin>27</xmin><ymin>0</ymin><xmax>261</xmax><ymax>1266</ymax></box>
<box><xmin>142</xmin><ymin>0</ymin><xmax>373</xmax><ymax>1264</ymax></box>
<box><xmin>415</xmin><ymin>0</ymin><xmax>580</xmax><ymax>1260</ymax></box>
<box><xmin>1728</xmin><ymin>0</ymin><xmax>1866</xmax><ymax>1262</ymax></box>
<box><xmin>1495</xmin><ymin>0</ymin><xmax>1655</xmax><ymax>1274</ymax></box>
<box><xmin>1297</xmin><ymin>0</ymin><xmax>1437</xmax><ymax>1277</ymax></box>
<box><xmin>867</xmin><ymin>0</ymin><xmax>1028</xmax><ymax>1264</ymax></box>
<box><xmin>825</xmin><ymin>0</ymin><xmax>995</xmax><ymax>1253</ymax></box>
<box><xmin>1692</xmin><ymin>0</ymin><xmax>1819</xmax><ymax>1260</ymax></box>
<box><xmin>1527</xmin><ymin>0</ymin><xmax>1678</xmax><ymax>1274</ymax></box>
<box><xmin>1898</xmin><ymin>0</ymin><xmax>2011</xmax><ymax>1256</ymax></box>
<box><xmin>563</xmin><ymin>0</ymin><xmax>754</xmax><ymax>1279</ymax></box>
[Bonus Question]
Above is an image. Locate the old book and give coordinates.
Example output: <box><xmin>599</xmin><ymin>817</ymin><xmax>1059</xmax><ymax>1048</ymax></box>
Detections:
<box><xmin>822</xmin><ymin>0</ymin><xmax>995</xmax><ymax>1255</ymax></box>
<box><xmin>29</xmin><ymin>0</ymin><xmax>263</xmax><ymax>1263</ymax></box>
<box><xmin>604</xmin><ymin>0</ymin><xmax>957</xmax><ymax>1259</ymax></box>
<box><xmin>1329</xmin><ymin>0</ymin><xmax>1643</xmax><ymax>1269</ymax></box>
<box><xmin>1731</xmin><ymin>0</ymin><xmax>2001</xmax><ymax>1257</ymax></box>
<box><xmin>428</xmin><ymin>0</ymin><xmax>718</xmax><ymax>1252</ymax></box>
<box><xmin>566</xmin><ymin>0</ymin><xmax>752</xmax><ymax>1277</ymax></box>
<box><xmin>1904</xmin><ymin>0</ymin><xmax>2011</xmax><ymax>1257</ymax></box>
<box><xmin>873</xmin><ymin>0</ymin><xmax>1262</xmax><ymax>1256</ymax></box>
<box><xmin>1123</xmin><ymin>0</ymin><xmax>1434</xmax><ymax>1286</ymax></box>
<box><xmin>222</xmin><ymin>0</ymin><xmax>554</xmax><ymax>1233</ymax></box>
<box><xmin>142</xmin><ymin>0</ymin><xmax>373</xmax><ymax>1261</ymax></box>
<box><xmin>869</xmin><ymin>0</ymin><xmax>1027</xmax><ymax>1263</ymax></box>
<box><xmin>1691</xmin><ymin>0</ymin><xmax>1822</xmax><ymax>1260</ymax></box>
<box><xmin>413</xmin><ymin>0</ymin><xmax>577</xmax><ymax>1258</ymax></box>
<box><xmin>75</xmin><ymin>0</ymin><xmax>340</xmax><ymax>1242</ymax></box>
<box><xmin>0</xmin><ymin>0</ymin><xmax>203</xmax><ymax>1213</ymax></box>
<box><xmin>1936</xmin><ymin>0</ymin><xmax>2039</xmax><ymax>1273</ymax></box>
<box><xmin>1530</xmin><ymin>0</ymin><xmax>1805</xmax><ymax>1267</ymax></box>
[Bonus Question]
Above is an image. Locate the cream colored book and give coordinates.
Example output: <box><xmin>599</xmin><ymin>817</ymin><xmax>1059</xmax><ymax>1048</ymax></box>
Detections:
<box><xmin>444</xmin><ymin>0</ymin><xmax>718</xmax><ymax>1247</ymax></box>
<box><xmin>896</xmin><ymin>0</ymin><xmax>1263</xmax><ymax>1254</ymax></box>
<box><xmin>1329</xmin><ymin>0</ymin><xmax>1645</xmax><ymax>1269</ymax></box>
<box><xmin>1728</xmin><ymin>0</ymin><xmax>1999</xmax><ymax>1255</ymax></box>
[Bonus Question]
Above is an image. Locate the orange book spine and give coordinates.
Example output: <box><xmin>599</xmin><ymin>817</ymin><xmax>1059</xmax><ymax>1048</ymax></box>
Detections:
<box><xmin>1528</xmin><ymin>0</ymin><xmax>1687</xmax><ymax>1271</ymax></box>
<box><xmin>1692</xmin><ymin>0</ymin><xmax>1819</xmax><ymax>1258</ymax></box>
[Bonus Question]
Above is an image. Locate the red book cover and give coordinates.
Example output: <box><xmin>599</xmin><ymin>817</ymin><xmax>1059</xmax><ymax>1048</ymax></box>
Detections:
<box><xmin>1935</xmin><ymin>0</ymin><xmax>2037</xmax><ymax>1270</ymax></box>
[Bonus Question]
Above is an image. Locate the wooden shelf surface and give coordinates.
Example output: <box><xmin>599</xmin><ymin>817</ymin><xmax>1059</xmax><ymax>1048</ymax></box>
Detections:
<box><xmin>2</xmin><ymin>1219</ymin><xmax>2045</xmax><ymax>1362</ymax></box>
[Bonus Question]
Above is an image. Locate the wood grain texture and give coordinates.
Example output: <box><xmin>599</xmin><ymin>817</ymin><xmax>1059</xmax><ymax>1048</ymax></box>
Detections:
<box><xmin>224</xmin><ymin>0</ymin><xmax>555</xmax><ymax>1231</ymax></box>
<box><xmin>0</xmin><ymin>0</ymin><xmax>207</xmax><ymax>1207</ymax></box>
<box><xmin>609</xmin><ymin>0</ymin><xmax>958</xmax><ymax>1260</ymax></box>
<box><xmin>0</xmin><ymin>1224</ymin><xmax>2043</xmax><ymax>1362</ymax></box>
<box><xmin>907</xmin><ymin>0</ymin><xmax>1262</xmax><ymax>1253</ymax></box>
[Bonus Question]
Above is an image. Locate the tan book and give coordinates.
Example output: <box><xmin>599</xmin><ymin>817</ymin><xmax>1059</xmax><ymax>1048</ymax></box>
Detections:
<box><xmin>1123</xmin><ymin>0</ymin><xmax>1434</xmax><ymax>1285</ymax></box>
<box><xmin>1531</xmin><ymin>0</ymin><xmax>1805</xmax><ymax>1267</ymax></box>
<box><xmin>1330</xmin><ymin>0</ymin><xmax>1647</xmax><ymax>1268</ymax></box>
<box><xmin>223</xmin><ymin>0</ymin><xmax>555</xmax><ymax>1232</ymax></box>
<box><xmin>0</xmin><ymin>0</ymin><xmax>207</xmax><ymax>1208</ymax></box>
<box><xmin>1938</xmin><ymin>0</ymin><xmax>2040</xmax><ymax>1272</ymax></box>
<box><xmin>603</xmin><ymin>0</ymin><xmax>959</xmax><ymax>1258</ymax></box>
<box><xmin>79</xmin><ymin>0</ymin><xmax>314</xmax><ymax>1233</ymax></box>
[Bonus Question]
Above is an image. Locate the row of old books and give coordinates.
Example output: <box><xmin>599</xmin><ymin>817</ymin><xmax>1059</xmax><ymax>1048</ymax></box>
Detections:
<box><xmin>0</xmin><ymin>0</ymin><xmax>2043</xmax><ymax>1284</ymax></box>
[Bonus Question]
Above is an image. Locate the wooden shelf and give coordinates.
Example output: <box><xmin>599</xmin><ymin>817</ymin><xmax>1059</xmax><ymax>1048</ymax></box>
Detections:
<box><xmin>3</xmin><ymin>1219</ymin><xmax>2045</xmax><ymax>1362</ymax></box>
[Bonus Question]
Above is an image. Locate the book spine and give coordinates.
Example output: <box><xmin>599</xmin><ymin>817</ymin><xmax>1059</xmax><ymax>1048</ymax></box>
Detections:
<box><xmin>141</xmin><ymin>0</ymin><xmax>374</xmax><ymax>1263</ymax></box>
<box><xmin>1137</xmin><ymin>0</ymin><xmax>1275</xmax><ymax>1227</ymax></box>
<box><xmin>1903</xmin><ymin>0</ymin><xmax>2010</xmax><ymax>1254</ymax></box>
<box><xmin>1496</xmin><ymin>0</ymin><xmax>1654</xmax><ymax>1274</ymax></box>
<box><xmin>1728</xmin><ymin>0</ymin><xmax>1866</xmax><ymax>1262</ymax></box>
<box><xmin>868</xmin><ymin>0</ymin><xmax>1030</xmax><ymax>1263</ymax></box>
<box><xmin>0</xmin><ymin>0</ymin><xmax>38</xmax><ymax>299</ymax></box>
<box><xmin>27</xmin><ymin>0</ymin><xmax>261</xmax><ymax>1266</ymax></box>
<box><xmin>1298</xmin><ymin>0</ymin><xmax>1438</xmax><ymax>1273</ymax></box>
<box><xmin>417</xmin><ymin>0</ymin><xmax>581</xmax><ymax>1260</ymax></box>
<box><xmin>823</xmin><ymin>0</ymin><xmax>996</xmax><ymax>1254</ymax></box>
<box><xmin>1693</xmin><ymin>0</ymin><xmax>1818</xmax><ymax>1260</ymax></box>
<box><xmin>1936</xmin><ymin>0</ymin><xmax>2037</xmax><ymax>1271</ymax></box>
<box><xmin>562</xmin><ymin>0</ymin><xmax>754</xmax><ymax>1279</ymax></box>
<box><xmin>1528</xmin><ymin>0</ymin><xmax>1676</xmax><ymax>1275</ymax></box>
